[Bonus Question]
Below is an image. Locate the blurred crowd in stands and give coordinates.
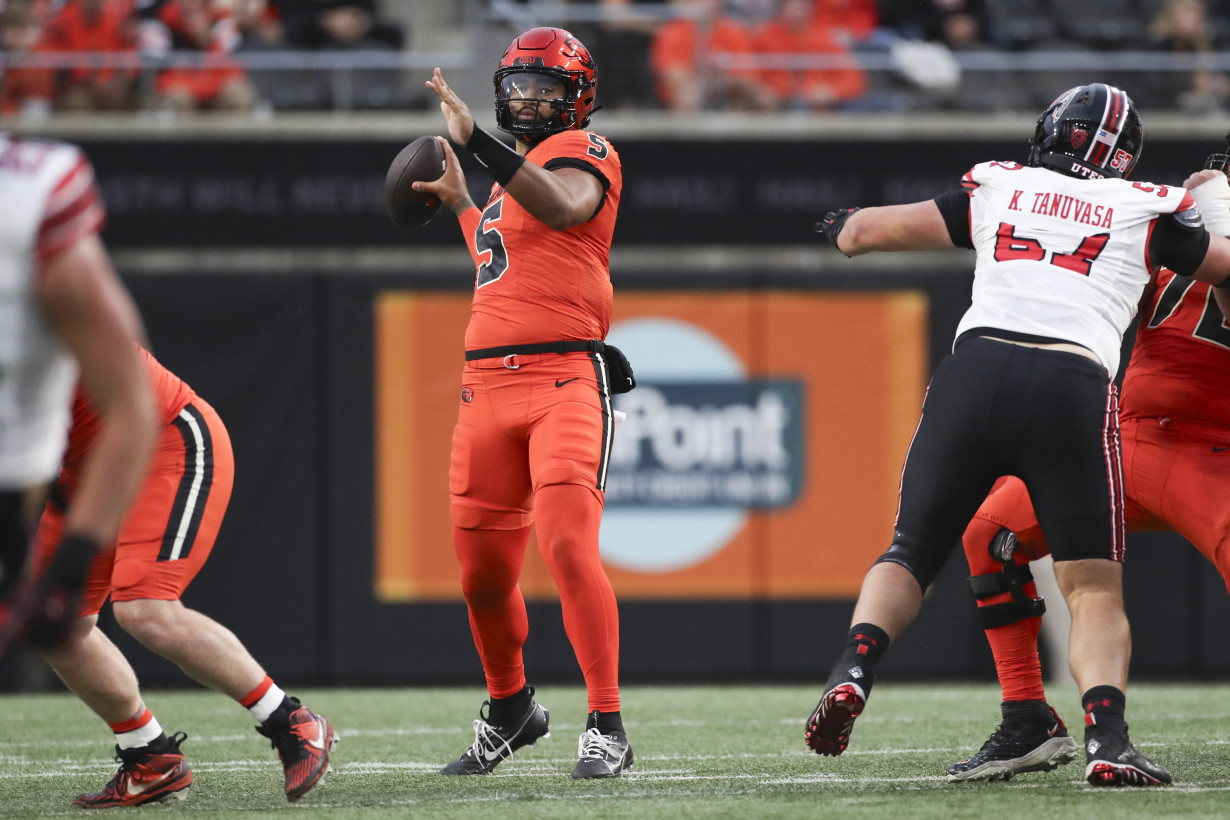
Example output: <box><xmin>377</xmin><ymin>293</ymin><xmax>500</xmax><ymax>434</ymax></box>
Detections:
<box><xmin>1</xmin><ymin>0</ymin><xmax>1228</xmax><ymax>117</ymax></box>
<box><xmin>0</xmin><ymin>0</ymin><xmax>407</xmax><ymax>115</ymax></box>
<box><xmin>603</xmin><ymin>0</ymin><xmax>1230</xmax><ymax>114</ymax></box>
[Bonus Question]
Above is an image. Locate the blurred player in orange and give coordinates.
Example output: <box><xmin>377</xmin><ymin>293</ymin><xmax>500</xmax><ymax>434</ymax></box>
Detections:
<box><xmin>414</xmin><ymin>27</ymin><xmax>632</xmax><ymax>778</ymax></box>
<box><xmin>35</xmin><ymin>348</ymin><xmax>335</xmax><ymax>808</ymax></box>
<box><xmin>948</xmin><ymin>253</ymin><xmax>1230</xmax><ymax>782</ymax></box>
<box><xmin>0</xmin><ymin>136</ymin><xmax>154</xmax><ymax>656</ymax></box>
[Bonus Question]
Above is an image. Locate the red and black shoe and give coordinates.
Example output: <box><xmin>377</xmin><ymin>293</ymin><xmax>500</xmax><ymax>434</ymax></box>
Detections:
<box><xmin>257</xmin><ymin>697</ymin><xmax>336</xmax><ymax>801</ymax></box>
<box><xmin>73</xmin><ymin>732</ymin><xmax>192</xmax><ymax>808</ymax></box>
<box><xmin>805</xmin><ymin>682</ymin><xmax>867</xmax><ymax>756</ymax></box>
<box><xmin>1085</xmin><ymin>725</ymin><xmax>1172</xmax><ymax>787</ymax></box>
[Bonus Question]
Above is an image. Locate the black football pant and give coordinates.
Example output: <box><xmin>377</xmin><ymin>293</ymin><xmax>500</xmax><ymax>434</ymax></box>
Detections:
<box><xmin>892</xmin><ymin>336</ymin><xmax>1124</xmax><ymax>587</ymax></box>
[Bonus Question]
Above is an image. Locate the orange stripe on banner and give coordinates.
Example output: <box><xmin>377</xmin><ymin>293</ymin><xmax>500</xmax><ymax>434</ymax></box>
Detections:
<box><xmin>374</xmin><ymin>293</ymin><xmax>475</xmax><ymax>601</ymax></box>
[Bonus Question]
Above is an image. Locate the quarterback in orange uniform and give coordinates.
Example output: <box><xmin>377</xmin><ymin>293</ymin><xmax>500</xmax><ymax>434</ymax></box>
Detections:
<box><xmin>415</xmin><ymin>28</ymin><xmax>632</xmax><ymax>778</ymax></box>
<box><xmin>36</xmin><ymin>348</ymin><xmax>335</xmax><ymax>808</ymax></box>
<box><xmin>947</xmin><ymin>263</ymin><xmax>1230</xmax><ymax>783</ymax></box>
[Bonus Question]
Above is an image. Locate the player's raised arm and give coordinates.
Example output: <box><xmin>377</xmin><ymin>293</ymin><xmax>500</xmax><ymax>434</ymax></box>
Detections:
<box><xmin>425</xmin><ymin>36</ymin><xmax>606</xmax><ymax>231</ymax></box>
<box><xmin>818</xmin><ymin>200</ymin><xmax>957</xmax><ymax>256</ymax></box>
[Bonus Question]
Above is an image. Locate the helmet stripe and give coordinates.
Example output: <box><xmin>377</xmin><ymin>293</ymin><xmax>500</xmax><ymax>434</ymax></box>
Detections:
<box><xmin>1086</xmin><ymin>87</ymin><xmax>1127</xmax><ymax>169</ymax></box>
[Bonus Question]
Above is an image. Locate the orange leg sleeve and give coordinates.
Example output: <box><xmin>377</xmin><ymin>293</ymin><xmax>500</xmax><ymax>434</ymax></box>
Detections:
<box><xmin>963</xmin><ymin>486</ymin><xmax>1046</xmax><ymax>703</ymax></box>
<box><xmin>534</xmin><ymin>483</ymin><xmax>620</xmax><ymax>713</ymax></box>
<box><xmin>452</xmin><ymin>524</ymin><xmax>532</xmax><ymax>699</ymax></box>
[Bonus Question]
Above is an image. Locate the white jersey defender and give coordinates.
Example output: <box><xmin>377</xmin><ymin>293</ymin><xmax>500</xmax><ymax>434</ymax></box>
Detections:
<box><xmin>0</xmin><ymin>137</ymin><xmax>105</xmax><ymax>488</ymax></box>
<box><xmin>956</xmin><ymin>161</ymin><xmax>1193</xmax><ymax>376</ymax></box>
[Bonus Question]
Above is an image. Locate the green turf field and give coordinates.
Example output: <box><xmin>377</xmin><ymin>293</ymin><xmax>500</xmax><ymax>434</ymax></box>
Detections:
<box><xmin>1</xmin><ymin>682</ymin><xmax>1227</xmax><ymax>818</ymax></box>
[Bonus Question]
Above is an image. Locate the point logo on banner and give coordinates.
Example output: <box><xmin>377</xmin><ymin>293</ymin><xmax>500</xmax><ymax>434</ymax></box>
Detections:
<box><xmin>600</xmin><ymin>318</ymin><xmax>805</xmax><ymax>573</ymax></box>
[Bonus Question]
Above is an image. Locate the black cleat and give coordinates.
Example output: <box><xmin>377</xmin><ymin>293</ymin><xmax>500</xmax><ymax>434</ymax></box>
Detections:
<box><xmin>440</xmin><ymin>688</ymin><xmax>550</xmax><ymax>775</ymax></box>
<box><xmin>1085</xmin><ymin>725</ymin><xmax>1172</xmax><ymax>787</ymax></box>
<box><xmin>572</xmin><ymin>728</ymin><xmax>634</xmax><ymax>779</ymax></box>
<box><xmin>946</xmin><ymin>702</ymin><xmax>1078</xmax><ymax>782</ymax></box>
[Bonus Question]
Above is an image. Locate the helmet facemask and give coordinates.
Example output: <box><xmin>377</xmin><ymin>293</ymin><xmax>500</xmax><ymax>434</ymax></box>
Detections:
<box><xmin>492</xmin><ymin>28</ymin><xmax>599</xmax><ymax>145</ymax></box>
<box><xmin>495</xmin><ymin>68</ymin><xmax>581</xmax><ymax>144</ymax></box>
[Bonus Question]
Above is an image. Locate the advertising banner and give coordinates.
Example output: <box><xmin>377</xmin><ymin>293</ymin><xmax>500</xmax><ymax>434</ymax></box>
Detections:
<box><xmin>82</xmin><ymin>136</ymin><xmax>1217</xmax><ymax>249</ymax></box>
<box><xmin>375</xmin><ymin>289</ymin><xmax>928</xmax><ymax>602</ymax></box>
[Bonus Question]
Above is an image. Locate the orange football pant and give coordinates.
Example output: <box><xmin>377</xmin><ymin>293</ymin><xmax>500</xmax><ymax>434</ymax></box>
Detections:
<box><xmin>449</xmin><ymin>352</ymin><xmax>621</xmax><ymax>713</ymax></box>
<box><xmin>36</xmin><ymin>400</ymin><xmax>233</xmax><ymax>617</ymax></box>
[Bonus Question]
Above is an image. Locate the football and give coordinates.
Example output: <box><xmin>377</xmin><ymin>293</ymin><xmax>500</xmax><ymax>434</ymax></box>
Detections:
<box><xmin>385</xmin><ymin>135</ymin><xmax>447</xmax><ymax>231</ymax></box>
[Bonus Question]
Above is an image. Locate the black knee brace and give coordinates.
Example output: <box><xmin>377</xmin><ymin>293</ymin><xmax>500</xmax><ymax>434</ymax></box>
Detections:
<box><xmin>968</xmin><ymin>529</ymin><xmax>1046</xmax><ymax>630</ymax></box>
<box><xmin>873</xmin><ymin>540</ymin><xmax>949</xmax><ymax>593</ymax></box>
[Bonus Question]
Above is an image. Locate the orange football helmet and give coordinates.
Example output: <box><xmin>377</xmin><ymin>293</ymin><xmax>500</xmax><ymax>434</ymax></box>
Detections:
<box><xmin>493</xmin><ymin>27</ymin><xmax>599</xmax><ymax>143</ymax></box>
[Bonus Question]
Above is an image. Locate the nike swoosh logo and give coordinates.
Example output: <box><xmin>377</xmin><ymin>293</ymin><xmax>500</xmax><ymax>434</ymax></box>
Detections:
<box><xmin>126</xmin><ymin>769</ymin><xmax>173</xmax><ymax>797</ymax></box>
<box><xmin>302</xmin><ymin>722</ymin><xmax>327</xmax><ymax>750</ymax></box>
<box><xmin>1047</xmin><ymin>722</ymin><xmax>1060</xmax><ymax>737</ymax></box>
<box><xmin>555</xmin><ymin>378</ymin><xmax>580</xmax><ymax>388</ymax></box>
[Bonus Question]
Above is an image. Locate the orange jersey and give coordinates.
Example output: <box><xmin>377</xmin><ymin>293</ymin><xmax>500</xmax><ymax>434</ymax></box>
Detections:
<box><xmin>462</xmin><ymin>129</ymin><xmax>622</xmax><ymax>350</ymax></box>
<box><xmin>1120</xmin><ymin>269</ymin><xmax>1230</xmax><ymax>428</ymax></box>
<box><xmin>60</xmin><ymin>347</ymin><xmax>197</xmax><ymax>488</ymax></box>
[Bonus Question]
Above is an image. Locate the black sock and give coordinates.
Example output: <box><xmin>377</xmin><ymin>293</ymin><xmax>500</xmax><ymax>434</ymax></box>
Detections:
<box><xmin>1082</xmin><ymin>686</ymin><xmax>1127</xmax><ymax>736</ymax></box>
<box><xmin>488</xmin><ymin>686</ymin><xmax>533</xmax><ymax>727</ymax></box>
<box><xmin>586</xmin><ymin>710</ymin><xmax>624</xmax><ymax>734</ymax></box>
<box><xmin>257</xmin><ymin>696</ymin><xmax>300</xmax><ymax>736</ymax></box>
<box><xmin>826</xmin><ymin>622</ymin><xmax>890</xmax><ymax>691</ymax></box>
<box><xmin>141</xmin><ymin>732</ymin><xmax>172</xmax><ymax>754</ymax></box>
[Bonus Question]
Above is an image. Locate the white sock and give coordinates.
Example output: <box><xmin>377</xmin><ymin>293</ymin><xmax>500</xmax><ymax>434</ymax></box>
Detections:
<box><xmin>247</xmin><ymin>683</ymin><xmax>287</xmax><ymax>723</ymax></box>
<box><xmin>115</xmin><ymin>714</ymin><xmax>164</xmax><ymax>750</ymax></box>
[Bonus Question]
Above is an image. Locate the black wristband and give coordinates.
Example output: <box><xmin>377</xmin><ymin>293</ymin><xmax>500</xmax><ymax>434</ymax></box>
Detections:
<box><xmin>465</xmin><ymin>127</ymin><xmax>526</xmax><ymax>186</ymax></box>
<box><xmin>47</xmin><ymin>533</ymin><xmax>100</xmax><ymax>589</ymax></box>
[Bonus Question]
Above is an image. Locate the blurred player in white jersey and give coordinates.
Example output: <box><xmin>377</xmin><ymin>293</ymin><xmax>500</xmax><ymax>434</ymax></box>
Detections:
<box><xmin>806</xmin><ymin>83</ymin><xmax>1230</xmax><ymax>786</ymax></box>
<box><xmin>0</xmin><ymin>136</ymin><xmax>155</xmax><ymax>654</ymax></box>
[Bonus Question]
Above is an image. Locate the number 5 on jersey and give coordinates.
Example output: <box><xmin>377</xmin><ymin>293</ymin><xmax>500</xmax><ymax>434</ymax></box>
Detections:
<box><xmin>475</xmin><ymin>196</ymin><xmax>509</xmax><ymax>287</ymax></box>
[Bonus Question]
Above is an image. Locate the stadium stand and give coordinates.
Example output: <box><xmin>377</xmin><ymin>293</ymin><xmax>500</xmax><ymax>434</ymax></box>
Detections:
<box><xmin>1</xmin><ymin>0</ymin><xmax>1229</xmax><ymax>116</ymax></box>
